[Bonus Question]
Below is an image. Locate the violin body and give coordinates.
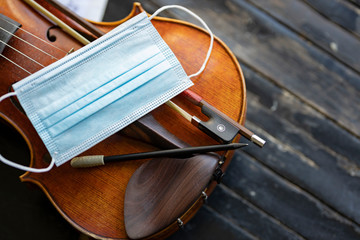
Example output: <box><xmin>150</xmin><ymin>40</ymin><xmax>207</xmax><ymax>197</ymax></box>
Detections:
<box><xmin>0</xmin><ymin>1</ymin><xmax>246</xmax><ymax>239</ymax></box>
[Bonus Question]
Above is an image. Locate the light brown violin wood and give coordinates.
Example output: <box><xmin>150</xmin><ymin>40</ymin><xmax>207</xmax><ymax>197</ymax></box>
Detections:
<box><xmin>0</xmin><ymin>1</ymin><xmax>246</xmax><ymax>239</ymax></box>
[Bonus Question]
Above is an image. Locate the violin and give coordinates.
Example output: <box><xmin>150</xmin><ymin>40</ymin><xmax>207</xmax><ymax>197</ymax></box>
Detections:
<box><xmin>0</xmin><ymin>0</ymin><xmax>246</xmax><ymax>239</ymax></box>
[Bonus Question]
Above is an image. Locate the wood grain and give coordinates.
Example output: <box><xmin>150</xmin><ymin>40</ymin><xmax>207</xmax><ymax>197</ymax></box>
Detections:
<box><xmin>241</xmin><ymin>43</ymin><xmax>360</xmax><ymax>226</ymax></box>
<box><xmin>2</xmin><ymin>0</ymin><xmax>360</xmax><ymax>239</ymax></box>
<box><xmin>247</xmin><ymin>0</ymin><xmax>360</xmax><ymax>74</ymax></box>
<box><xmin>124</xmin><ymin>153</ymin><xmax>219</xmax><ymax>239</ymax></box>
<box><xmin>222</xmin><ymin>152</ymin><xmax>360</xmax><ymax>239</ymax></box>
<box><xmin>0</xmin><ymin>1</ymin><xmax>246</xmax><ymax>239</ymax></box>
<box><xmin>303</xmin><ymin>0</ymin><xmax>360</xmax><ymax>38</ymax></box>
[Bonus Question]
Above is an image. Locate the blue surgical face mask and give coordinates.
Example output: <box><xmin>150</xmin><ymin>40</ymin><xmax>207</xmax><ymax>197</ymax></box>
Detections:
<box><xmin>0</xmin><ymin>6</ymin><xmax>214</xmax><ymax>172</ymax></box>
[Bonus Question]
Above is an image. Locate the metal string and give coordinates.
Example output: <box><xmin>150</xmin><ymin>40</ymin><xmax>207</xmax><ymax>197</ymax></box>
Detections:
<box><xmin>0</xmin><ymin>26</ymin><xmax>60</xmax><ymax>60</ymax></box>
<box><xmin>0</xmin><ymin>39</ymin><xmax>45</xmax><ymax>67</ymax></box>
<box><xmin>0</xmin><ymin>53</ymin><xmax>32</xmax><ymax>74</ymax></box>
<box><xmin>0</xmin><ymin>16</ymin><xmax>67</xmax><ymax>54</ymax></box>
<box><xmin>0</xmin><ymin>18</ymin><xmax>71</xmax><ymax>75</ymax></box>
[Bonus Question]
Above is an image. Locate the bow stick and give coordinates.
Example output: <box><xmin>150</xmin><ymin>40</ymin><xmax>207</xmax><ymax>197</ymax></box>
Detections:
<box><xmin>71</xmin><ymin>143</ymin><xmax>247</xmax><ymax>168</ymax></box>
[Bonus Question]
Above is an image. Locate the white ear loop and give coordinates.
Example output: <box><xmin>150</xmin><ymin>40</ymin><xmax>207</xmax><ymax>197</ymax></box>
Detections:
<box><xmin>0</xmin><ymin>92</ymin><xmax>55</xmax><ymax>173</ymax></box>
<box><xmin>149</xmin><ymin>5</ymin><xmax>214</xmax><ymax>79</ymax></box>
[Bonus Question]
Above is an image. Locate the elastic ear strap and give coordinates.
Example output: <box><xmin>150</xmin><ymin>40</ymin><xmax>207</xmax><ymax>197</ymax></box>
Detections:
<box><xmin>0</xmin><ymin>92</ymin><xmax>55</xmax><ymax>172</ymax></box>
<box><xmin>0</xmin><ymin>154</ymin><xmax>55</xmax><ymax>173</ymax></box>
<box><xmin>0</xmin><ymin>91</ymin><xmax>17</xmax><ymax>102</ymax></box>
<box><xmin>149</xmin><ymin>5</ymin><xmax>214</xmax><ymax>78</ymax></box>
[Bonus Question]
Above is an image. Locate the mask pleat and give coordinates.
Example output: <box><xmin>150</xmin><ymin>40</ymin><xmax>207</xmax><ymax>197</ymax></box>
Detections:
<box><xmin>37</xmin><ymin>48</ymin><xmax>162</xmax><ymax>121</ymax></box>
<box><xmin>43</xmin><ymin>58</ymin><xmax>170</xmax><ymax>137</ymax></box>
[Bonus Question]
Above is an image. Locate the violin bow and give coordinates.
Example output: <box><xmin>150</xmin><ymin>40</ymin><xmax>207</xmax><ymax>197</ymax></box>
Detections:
<box><xmin>24</xmin><ymin>0</ymin><xmax>265</xmax><ymax>148</ymax></box>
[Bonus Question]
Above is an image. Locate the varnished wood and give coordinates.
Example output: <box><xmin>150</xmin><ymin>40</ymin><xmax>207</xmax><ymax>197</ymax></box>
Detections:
<box><xmin>34</xmin><ymin>0</ymin><xmax>100</xmax><ymax>41</ymax></box>
<box><xmin>122</xmin><ymin>113</ymin><xmax>222</xmax><ymax>239</ymax></box>
<box><xmin>46</xmin><ymin>0</ymin><xmax>105</xmax><ymax>38</ymax></box>
<box><xmin>3</xmin><ymin>0</ymin><xmax>360</xmax><ymax>239</ymax></box>
<box><xmin>124</xmin><ymin>154</ymin><xmax>219</xmax><ymax>239</ymax></box>
<box><xmin>0</xmin><ymin>1</ymin><xmax>246</xmax><ymax>239</ymax></box>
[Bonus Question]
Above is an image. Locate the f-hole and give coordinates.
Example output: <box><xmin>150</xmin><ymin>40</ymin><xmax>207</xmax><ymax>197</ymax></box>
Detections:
<box><xmin>46</xmin><ymin>25</ymin><xmax>60</xmax><ymax>42</ymax></box>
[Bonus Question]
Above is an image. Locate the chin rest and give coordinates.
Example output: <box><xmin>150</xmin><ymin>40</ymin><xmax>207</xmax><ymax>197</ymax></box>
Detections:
<box><xmin>124</xmin><ymin>153</ymin><xmax>220</xmax><ymax>239</ymax></box>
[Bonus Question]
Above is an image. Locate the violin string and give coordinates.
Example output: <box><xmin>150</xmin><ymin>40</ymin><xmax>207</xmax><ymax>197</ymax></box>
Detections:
<box><xmin>0</xmin><ymin>53</ymin><xmax>32</xmax><ymax>74</ymax></box>
<box><xmin>0</xmin><ymin>40</ymin><xmax>45</xmax><ymax>67</ymax></box>
<box><xmin>0</xmin><ymin>26</ymin><xmax>59</xmax><ymax>60</ymax></box>
<box><xmin>0</xmin><ymin>16</ymin><xmax>67</xmax><ymax>54</ymax></box>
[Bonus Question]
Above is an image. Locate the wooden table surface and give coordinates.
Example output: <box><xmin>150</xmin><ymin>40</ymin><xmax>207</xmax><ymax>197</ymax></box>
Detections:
<box><xmin>1</xmin><ymin>0</ymin><xmax>360</xmax><ymax>239</ymax></box>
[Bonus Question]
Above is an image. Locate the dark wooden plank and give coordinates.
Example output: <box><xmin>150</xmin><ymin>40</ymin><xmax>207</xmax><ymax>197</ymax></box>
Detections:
<box><xmin>246</xmin><ymin>0</ymin><xmax>360</xmax><ymax>74</ymax></box>
<box><xmin>349</xmin><ymin>0</ymin><xmax>360</xmax><ymax>7</ymax></box>
<box><xmin>242</xmin><ymin>64</ymin><xmax>360</xmax><ymax>224</ymax></box>
<box><xmin>150</xmin><ymin>0</ymin><xmax>360</xmax><ymax>138</ymax></box>
<box><xmin>303</xmin><ymin>0</ymin><xmax>360</xmax><ymax>38</ymax></box>
<box><xmin>223</xmin><ymin>151</ymin><xmax>360</xmax><ymax>240</ymax></box>
<box><xmin>208</xmin><ymin>185</ymin><xmax>305</xmax><ymax>240</ymax></box>
<box><xmin>244</xmin><ymin>64</ymin><xmax>360</xmax><ymax>166</ymax></box>
<box><xmin>169</xmin><ymin>205</ymin><xmax>257</xmax><ymax>240</ymax></box>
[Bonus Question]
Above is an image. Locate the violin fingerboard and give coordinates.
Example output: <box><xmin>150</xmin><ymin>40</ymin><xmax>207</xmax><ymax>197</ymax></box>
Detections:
<box><xmin>0</xmin><ymin>14</ymin><xmax>21</xmax><ymax>54</ymax></box>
